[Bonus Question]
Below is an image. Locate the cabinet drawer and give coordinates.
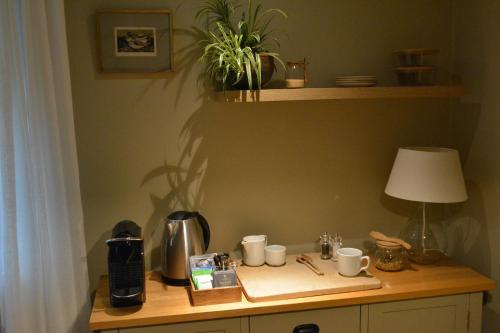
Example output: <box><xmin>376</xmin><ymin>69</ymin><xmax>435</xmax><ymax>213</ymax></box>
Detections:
<box><xmin>250</xmin><ymin>306</ymin><xmax>360</xmax><ymax>333</ymax></box>
<box><xmin>118</xmin><ymin>317</ymin><xmax>242</xmax><ymax>333</ymax></box>
<box><xmin>367</xmin><ymin>294</ymin><xmax>468</xmax><ymax>333</ymax></box>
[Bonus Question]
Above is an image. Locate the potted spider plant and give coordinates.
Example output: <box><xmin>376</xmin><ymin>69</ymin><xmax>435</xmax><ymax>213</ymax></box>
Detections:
<box><xmin>196</xmin><ymin>0</ymin><xmax>287</xmax><ymax>90</ymax></box>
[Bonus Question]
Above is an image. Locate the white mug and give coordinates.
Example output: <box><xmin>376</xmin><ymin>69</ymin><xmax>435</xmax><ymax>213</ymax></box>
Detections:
<box><xmin>241</xmin><ymin>235</ymin><xmax>267</xmax><ymax>266</ymax></box>
<box><xmin>336</xmin><ymin>247</ymin><xmax>370</xmax><ymax>277</ymax></box>
<box><xmin>265</xmin><ymin>245</ymin><xmax>287</xmax><ymax>266</ymax></box>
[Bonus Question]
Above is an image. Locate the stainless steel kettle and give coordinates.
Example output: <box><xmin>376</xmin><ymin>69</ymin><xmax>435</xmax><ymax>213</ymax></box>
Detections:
<box><xmin>161</xmin><ymin>211</ymin><xmax>210</xmax><ymax>286</ymax></box>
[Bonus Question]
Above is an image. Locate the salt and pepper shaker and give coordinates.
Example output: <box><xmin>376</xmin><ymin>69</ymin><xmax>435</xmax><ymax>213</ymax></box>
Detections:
<box><xmin>331</xmin><ymin>233</ymin><xmax>342</xmax><ymax>260</ymax></box>
<box><xmin>320</xmin><ymin>232</ymin><xmax>333</xmax><ymax>259</ymax></box>
<box><xmin>319</xmin><ymin>232</ymin><xmax>343</xmax><ymax>260</ymax></box>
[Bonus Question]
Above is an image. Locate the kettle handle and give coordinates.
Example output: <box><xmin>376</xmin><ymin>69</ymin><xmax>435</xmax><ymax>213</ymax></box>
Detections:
<box><xmin>196</xmin><ymin>212</ymin><xmax>210</xmax><ymax>251</ymax></box>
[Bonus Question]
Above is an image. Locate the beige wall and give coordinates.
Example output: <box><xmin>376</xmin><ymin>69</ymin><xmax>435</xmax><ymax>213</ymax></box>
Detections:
<box><xmin>451</xmin><ymin>1</ymin><xmax>500</xmax><ymax>331</ymax></box>
<box><xmin>65</xmin><ymin>0</ymin><xmax>455</xmax><ymax>291</ymax></box>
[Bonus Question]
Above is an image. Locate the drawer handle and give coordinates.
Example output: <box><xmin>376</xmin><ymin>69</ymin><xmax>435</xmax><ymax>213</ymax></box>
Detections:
<box><xmin>293</xmin><ymin>323</ymin><xmax>319</xmax><ymax>333</ymax></box>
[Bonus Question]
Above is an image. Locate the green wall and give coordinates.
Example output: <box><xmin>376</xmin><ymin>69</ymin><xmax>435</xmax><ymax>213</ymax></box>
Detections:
<box><xmin>451</xmin><ymin>1</ymin><xmax>500</xmax><ymax>331</ymax></box>
<box><xmin>65</xmin><ymin>0</ymin><xmax>456</xmax><ymax>291</ymax></box>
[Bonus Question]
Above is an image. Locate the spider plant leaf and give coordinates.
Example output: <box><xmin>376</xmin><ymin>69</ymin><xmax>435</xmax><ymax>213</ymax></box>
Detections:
<box><xmin>217</xmin><ymin>22</ymin><xmax>230</xmax><ymax>41</ymax></box>
<box><xmin>208</xmin><ymin>29</ymin><xmax>224</xmax><ymax>44</ymax></box>
<box><xmin>257</xmin><ymin>17</ymin><xmax>275</xmax><ymax>43</ymax></box>
<box><xmin>243</xmin><ymin>57</ymin><xmax>252</xmax><ymax>88</ymax></box>
<box><xmin>246</xmin><ymin>0</ymin><xmax>253</xmax><ymax>32</ymax></box>
<box><xmin>251</xmin><ymin>3</ymin><xmax>262</xmax><ymax>33</ymax></box>
<box><xmin>239</xmin><ymin>23</ymin><xmax>249</xmax><ymax>46</ymax></box>
<box><xmin>234</xmin><ymin>30</ymin><xmax>243</xmax><ymax>48</ymax></box>
<box><xmin>271</xmin><ymin>36</ymin><xmax>281</xmax><ymax>49</ymax></box>
<box><xmin>238</xmin><ymin>20</ymin><xmax>247</xmax><ymax>32</ymax></box>
<box><xmin>242</xmin><ymin>47</ymin><xmax>255</xmax><ymax>63</ymax></box>
<box><xmin>255</xmin><ymin>52</ymin><xmax>262</xmax><ymax>89</ymax></box>
<box><xmin>222</xmin><ymin>69</ymin><xmax>227</xmax><ymax>86</ymax></box>
<box><xmin>250</xmin><ymin>32</ymin><xmax>261</xmax><ymax>45</ymax></box>
<box><xmin>263</xmin><ymin>8</ymin><xmax>287</xmax><ymax>19</ymax></box>
<box><xmin>242</xmin><ymin>47</ymin><xmax>260</xmax><ymax>88</ymax></box>
<box><xmin>260</xmin><ymin>51</ymin><xmax>286</xmax><ymax>70</ymax></box>
<box><xmin>254</xmin><ymin>8</ymin><xmax>287</xmax><ymax>30</ymax></box>
<box><xmin>195</xmin><ymin>0</ymin><xmax>238</xmax><ymax>33</ymax></box>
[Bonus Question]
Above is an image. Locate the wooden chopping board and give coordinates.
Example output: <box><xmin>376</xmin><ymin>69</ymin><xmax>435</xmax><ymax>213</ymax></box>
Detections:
<box><xmin>236</xmin><ymin>252</ymin><xmax>381</xmax><ymax>302</ymax></box>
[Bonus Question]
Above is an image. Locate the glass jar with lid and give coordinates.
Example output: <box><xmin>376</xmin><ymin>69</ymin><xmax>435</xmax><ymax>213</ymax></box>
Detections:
<box><xmin>374</xmin><ymin>240</ymin><xmax>407</xmax><ymax>271</ymax></box>
<box><xmin>286</xmin><ymin>58</ymin><xmax>308</xmax><ymax>88</ymax></box>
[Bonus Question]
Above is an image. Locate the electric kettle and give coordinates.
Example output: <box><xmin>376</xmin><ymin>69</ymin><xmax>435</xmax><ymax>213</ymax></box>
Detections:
<box><xmin>161</xmin><ymin>211</ymin><xmax>210</xmax><ymax>286</ymax></box>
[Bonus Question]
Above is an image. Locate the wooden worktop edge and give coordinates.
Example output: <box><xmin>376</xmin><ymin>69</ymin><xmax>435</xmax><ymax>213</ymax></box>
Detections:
<box><xmin>89</xmin><ymin>278</ymin><xmax>495</xmax><ymax>330</ymax></box>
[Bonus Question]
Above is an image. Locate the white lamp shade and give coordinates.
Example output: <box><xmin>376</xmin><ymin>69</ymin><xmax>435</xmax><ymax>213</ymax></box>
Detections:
<box><xmin>385</xmin><ymin>147</ymin><xmax>468</xmax><ymax>203</ymax></box>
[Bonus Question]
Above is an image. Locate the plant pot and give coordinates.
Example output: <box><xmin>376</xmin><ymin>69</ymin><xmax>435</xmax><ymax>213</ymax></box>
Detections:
<box><xmin>231</xmin><ymin>55</ymin><xmax>275</xmax><ymax>90</ymax></box>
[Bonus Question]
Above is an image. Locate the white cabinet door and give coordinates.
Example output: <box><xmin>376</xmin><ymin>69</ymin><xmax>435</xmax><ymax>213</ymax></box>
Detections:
<box><xmin>118</xmin><ymin>317</ymin><xmax>242</xmax><ymax>333</ymax></box>
<box><xmin>250</xmin><ymin>306</ymin><xmax>360</xmax><ymax>333</ymax></box>
<box><xmin>366</xmin><ymin>294</ymin><xmax>469</xmax><ymax>333</ymax></box>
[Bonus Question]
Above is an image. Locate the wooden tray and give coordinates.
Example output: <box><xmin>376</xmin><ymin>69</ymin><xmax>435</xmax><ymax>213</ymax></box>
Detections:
<box><xmin>188</xmin><ymin>279</ymin><xmax>242</xmax><ymax>306</ymax></box>
<box><xmin>236</xmin><ymin>252</ymin><xmax>381</xmax><ymax>302</ymax></box>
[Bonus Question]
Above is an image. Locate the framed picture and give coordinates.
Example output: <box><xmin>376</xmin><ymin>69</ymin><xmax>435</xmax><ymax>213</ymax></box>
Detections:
<box><xmin>96</xmin><ymin>9</ymin><xmax>173</xmax><ymax>73</ymax></box>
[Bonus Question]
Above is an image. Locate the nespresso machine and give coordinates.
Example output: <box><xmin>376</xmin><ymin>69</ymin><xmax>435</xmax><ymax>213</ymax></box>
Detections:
<box><xmin>106</xmin><ymin>220</ymin><xmax>145</xmax><ymax>307</ymax></box>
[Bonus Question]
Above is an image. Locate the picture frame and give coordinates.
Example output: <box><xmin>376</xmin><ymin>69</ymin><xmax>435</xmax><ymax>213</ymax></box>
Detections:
<box><xmin>96</xmin><ymin>9</ymin><xmax>173</xmax><ymax>73</ymax></box>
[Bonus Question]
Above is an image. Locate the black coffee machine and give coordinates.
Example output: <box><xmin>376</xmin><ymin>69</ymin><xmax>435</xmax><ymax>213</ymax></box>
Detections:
<box><xmin>106</xmin><ymin>220</ymin><xmax>145</xmax><ymax>307</ymax></box>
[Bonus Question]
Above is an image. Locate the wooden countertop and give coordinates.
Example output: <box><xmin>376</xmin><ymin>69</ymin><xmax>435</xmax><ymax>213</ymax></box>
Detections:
<box><xmin>89</xmin><ymin>258</ymin><xmax>495</xmax><ymax>331</ymax></box>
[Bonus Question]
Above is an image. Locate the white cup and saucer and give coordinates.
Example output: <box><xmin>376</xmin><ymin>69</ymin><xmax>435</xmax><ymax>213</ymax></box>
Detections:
<box><xmin>336</xmin><ymin>247</ymin><xmax>370</xmax><ymax>277</ymax></box>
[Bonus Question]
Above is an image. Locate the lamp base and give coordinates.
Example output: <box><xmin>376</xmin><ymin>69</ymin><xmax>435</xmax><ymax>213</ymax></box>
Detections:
<box><xmin>399</xmin><ymin>202</ymin><xmax>444</xmax><ymax>265</ymax></box>
<box><xmin>407</xmin><ymin>249</ymin><xmax>443</xmax><ymax>264</ymax></box>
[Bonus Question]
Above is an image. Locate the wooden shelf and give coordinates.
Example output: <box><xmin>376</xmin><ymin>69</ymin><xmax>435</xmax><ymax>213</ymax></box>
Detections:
<box><xmin>214</xmin><ymin>85</ymin><xmax>465</xmax><ymax>103</ymax></box>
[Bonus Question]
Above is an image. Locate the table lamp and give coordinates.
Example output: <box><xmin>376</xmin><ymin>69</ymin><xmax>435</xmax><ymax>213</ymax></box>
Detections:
<box><xmin>385</xmin><ymin>147</ymin><xmax>467</xmax><ymax>264</ymax></box>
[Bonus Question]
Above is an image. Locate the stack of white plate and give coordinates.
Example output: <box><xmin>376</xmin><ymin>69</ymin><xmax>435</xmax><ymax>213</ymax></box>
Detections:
<box><xmin>335</xmin><ymin>75</ymin><xmax>377</xmax><ymax>87</ymax></box>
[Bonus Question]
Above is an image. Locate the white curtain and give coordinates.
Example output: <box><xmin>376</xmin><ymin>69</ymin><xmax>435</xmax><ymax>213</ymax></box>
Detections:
<box><xmin>0</xmin><ymin>0</ymin><xmax>90</xmax><ymax>332</ymax></box>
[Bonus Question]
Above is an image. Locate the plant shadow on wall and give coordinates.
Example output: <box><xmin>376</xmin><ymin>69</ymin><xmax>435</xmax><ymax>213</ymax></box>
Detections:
<box><xmin>139</xmin><ymin>10</ymin><xmax>211</xmax><ymax>271</ymax></box>
<box><xmin>140</xmin><ymin>0</ymin><xmax>288</xmax><ymax>269</ymax></box>
<box><xmin>140</xmin><ymin>56</ymin><xmax>210</xmax><ymax>270</ymax></box>
<box><xmin>444</xmin><ymin>182</ymin><xmax>488</xmax><ymax>271</ymax></box>
<box><xmin>141</xmin><ymin>105</ymin><xmax>210</xmax><ymax>270</ymax></box>
<box><xmin>445</xmin><ymin>102</ymin><xmax>492</xmax><ymax>284</ymax></box>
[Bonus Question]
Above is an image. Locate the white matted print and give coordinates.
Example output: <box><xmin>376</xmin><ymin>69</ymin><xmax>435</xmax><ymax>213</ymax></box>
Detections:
<box><xmin>96</xmin><ymin>9</ymin><xmax>172</xmax><ymax>73</ymax></box>
<box><xmin>114</xmin><ymin>27</ymin><xmax>157</xmax><ymax>57</ymax></box>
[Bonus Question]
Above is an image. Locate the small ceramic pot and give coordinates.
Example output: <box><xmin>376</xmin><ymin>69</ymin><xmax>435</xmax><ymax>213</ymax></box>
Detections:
<box><xmin>265</xmin><ymin>245</ymin><xmax>287</xmax><ymax>266</ymax></box>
